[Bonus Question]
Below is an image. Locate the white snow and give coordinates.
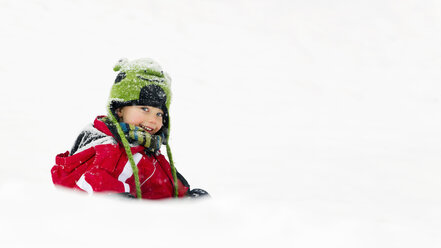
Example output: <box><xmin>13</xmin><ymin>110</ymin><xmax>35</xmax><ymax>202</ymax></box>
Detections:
<box><xmin>114</xmin><ymin>57</ymin><xmax>166</xmax><ymax>77</ymax></box>
<box><xmin>1</xmin><ymin>0</ymin><xmax>441</xmax><ymax>247</ymax></box>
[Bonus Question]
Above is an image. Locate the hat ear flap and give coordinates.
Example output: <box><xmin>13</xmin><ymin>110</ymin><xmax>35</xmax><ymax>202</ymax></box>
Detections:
<box><xmin>158</xmin><ymin>126</ymin><xmax>169</xmax><ymax>145</ymax></box>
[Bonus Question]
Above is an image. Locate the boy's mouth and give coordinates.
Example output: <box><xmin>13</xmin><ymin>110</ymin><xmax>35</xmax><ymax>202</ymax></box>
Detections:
<box><xmin>140</xmin><ymin>125</ymin><xmax>154</xmax><ymax>133</ymax></box>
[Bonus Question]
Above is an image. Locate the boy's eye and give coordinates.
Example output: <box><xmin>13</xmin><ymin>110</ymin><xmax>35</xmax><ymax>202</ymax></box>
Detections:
<box><xmin>157</xmin><ymin>113</ymin><xmax>163</xmax><ymax>117</ymax></box>
<box><xmin>141</xmin><ymin>107</ymin><xmax>149</xmax><ymax>112</ymax></box>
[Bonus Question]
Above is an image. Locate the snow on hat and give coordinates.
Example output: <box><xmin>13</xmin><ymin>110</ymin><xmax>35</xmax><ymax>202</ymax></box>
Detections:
<box><xmin>107</xmin><ymin>58</ymin><xmax>178</xmax><ymax>199</ymax></box>
<box><xmin>109</xmin><ymin>58</ymin><xmax>171</xmax><ymax>111</ymax></box>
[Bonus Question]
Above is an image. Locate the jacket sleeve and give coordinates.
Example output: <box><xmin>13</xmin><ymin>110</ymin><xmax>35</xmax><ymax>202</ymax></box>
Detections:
<box><xmin>52</xmin><ymin>144</ymin><xmax>129</xmax><ymax>194</ymax></box>
<box><xmin>51</xmin><ymin>148</ymin><xmax>96</xmax><ymax>188</ymax></box>
<box><xmin>176</xmin><ymin>171</ymin><xmax>190</xmax><ymax>189</ymax></box>
<box><xmin>73</xmin><ymin>144</ymin><xmax>129</xmax><ymax>194</ymax></box>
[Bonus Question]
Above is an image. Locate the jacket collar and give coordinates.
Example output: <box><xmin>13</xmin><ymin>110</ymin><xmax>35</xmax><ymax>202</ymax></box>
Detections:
<box><xmin>94</xmin><ymin>115</ymin><xmax>114</xmax><ymax>137</ymax></box>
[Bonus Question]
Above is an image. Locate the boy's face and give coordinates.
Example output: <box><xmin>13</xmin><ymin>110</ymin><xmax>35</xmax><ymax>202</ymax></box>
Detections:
<box><xmin>116</xmin><ymin>105</ymin><xmax>164</xmax><ymax>134</ymax></box>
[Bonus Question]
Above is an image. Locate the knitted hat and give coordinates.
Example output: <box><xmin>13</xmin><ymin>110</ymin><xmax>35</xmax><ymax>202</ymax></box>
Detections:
<box><xmin>107</xmin><ymin>58</ymin><xmax>178</xmax><ymax>199</ymax></box>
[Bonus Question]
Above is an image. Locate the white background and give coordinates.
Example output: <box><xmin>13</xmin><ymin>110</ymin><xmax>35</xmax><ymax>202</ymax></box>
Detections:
<box><xmin>1</xmin><ymin>0</ymin><xmax>441</xmax><ymax>247</ymax></box>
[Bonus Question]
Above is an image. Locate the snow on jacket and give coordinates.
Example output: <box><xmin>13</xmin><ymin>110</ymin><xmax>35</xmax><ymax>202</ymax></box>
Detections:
<box><xmin>51</xmin><ymin>116</ymin><xmax>189</xmax><ymax>199</ymax></box>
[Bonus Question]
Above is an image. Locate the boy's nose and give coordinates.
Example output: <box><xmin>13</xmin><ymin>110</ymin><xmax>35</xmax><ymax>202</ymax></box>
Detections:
<box><xmin>146</xmin><ymin>117</ymin><xmax>158</xmax><ymax>126</ymax></box>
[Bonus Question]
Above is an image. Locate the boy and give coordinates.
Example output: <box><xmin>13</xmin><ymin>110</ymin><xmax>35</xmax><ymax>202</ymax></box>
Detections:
<box><xmin>51</xmin><ymin>58</ymin><xmax>208</xmax><ymax>199</ymax></box>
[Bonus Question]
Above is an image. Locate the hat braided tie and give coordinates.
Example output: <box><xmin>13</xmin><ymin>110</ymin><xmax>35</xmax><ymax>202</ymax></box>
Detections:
<box><xmin>108</xmin><ymin>105</ymin><xmax>142</xmax><ymax>199</ymax></box>
<box><xmin>166</xmin><ymin>143</ymin><xmax>178</xmax><ymax>198</ymax></box>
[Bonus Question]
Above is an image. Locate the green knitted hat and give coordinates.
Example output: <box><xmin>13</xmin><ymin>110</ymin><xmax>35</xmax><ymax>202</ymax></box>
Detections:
<box><xmin>109</xmin><ymin>58</ymin><xmax>171</xmax><ymax>111</ymax></box>
<box><xmin>107</xmin><ymin>58</ymin><xmax>178</xmax><ymax>199</ymax></box>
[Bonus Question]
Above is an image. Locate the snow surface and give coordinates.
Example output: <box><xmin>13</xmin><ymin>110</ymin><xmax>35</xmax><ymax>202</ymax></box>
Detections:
<box><xmin>1</xmin><ymin>0</ymin><xmax>441</xmax><ymax>247</ymax></box>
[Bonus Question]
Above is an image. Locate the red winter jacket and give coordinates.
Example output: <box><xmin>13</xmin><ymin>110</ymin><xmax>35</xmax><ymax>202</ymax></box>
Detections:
<box><xmin>51</xmin><ymin>116</ymin><xmax>189</xmax><ymax>199</ymax></box>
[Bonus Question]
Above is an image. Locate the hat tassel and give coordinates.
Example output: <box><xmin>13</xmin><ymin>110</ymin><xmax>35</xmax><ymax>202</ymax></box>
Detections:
<box><xmin>108</xmin><ymin>105</ymin><xmax>143</xmax><ymax>199</ymax></box>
